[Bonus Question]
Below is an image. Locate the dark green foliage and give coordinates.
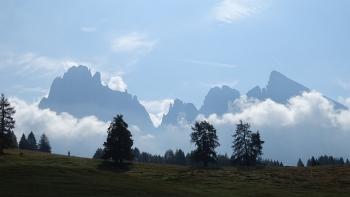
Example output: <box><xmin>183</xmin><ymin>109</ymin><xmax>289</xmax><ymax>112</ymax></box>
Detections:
<box><xmin>27</xmin><ymin>131</ymin><xmax>37</xmax><ymax>150</ymax></box>
<box><xmin>38</xmin><ymin>134</ymin><xmax>51</xmax><ymax>153</ymax></box>
<box><xmin>164</xmin><ymin>149</ymin><xmax>175</xmax><ymax>164</ymax></box>
<box><xmin>190</xmin><ymin>121</ymin><xmax>220</xmax><ymax>167</ymax></box>
<box><xmin>0</xmin><ymin>94</ymin><xmax>16</xmax><ymax>154</ymax></box>
<box><xmin>217</xmin><ymin>154</ymin><xmax>231</xmax><ymax>166</ymax></box>
<box><xmin>93</xmin><ymin>148</ymin><xmax>104</xmax><ymax>159</ymax></box>
<box><xmin>6</xmin><ymin>131</ymin><xmax>18</xmax><ymax>148</ymax></box>
<box><xmin>19</xmin><ymin>133</ymin><xmax>29</xmax><ymax>150</ymax></box>
<box><xmin>307</xmin><ymin>155</ymin><xmax>348</xmax><ymax>167</ymax></box>
<box><xmin>103</xmin><ymin>115</ymin><xmax>133</xmax><ymax>164</ymax></box>
<box><xmin>297</xmin><ymin>158</ymin><xmax>305</xmax><ymax>167</ymax></box>
<box><xmin>232</xmin><ymin>120</ymin><xmax>264</xmax><ymax>166</ymax></box>
<box><xmin>174</xmin><ymin>149</ymin><xmax>186</xmax><ymax>165</ymax></box>
<box><xmin>259</xmin><ymin>159</ymin><xmax>284</xmax><ymax>167</ymax></box>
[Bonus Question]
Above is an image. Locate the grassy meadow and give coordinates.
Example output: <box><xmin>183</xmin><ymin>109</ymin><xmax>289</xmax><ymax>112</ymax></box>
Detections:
<box><xmin>0</xmin><ymin>149</ymin><xmax>350</xmax><ymax>197</ymax></box>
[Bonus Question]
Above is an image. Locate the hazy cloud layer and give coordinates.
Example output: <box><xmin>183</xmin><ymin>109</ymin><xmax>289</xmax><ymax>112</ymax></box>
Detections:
<box><xmin>140</xmin><ymin>99</ymin><xmax>174</xmax><ymax>127</ymax></box>
<box><xmin>10</xmin><ymin>91</ymin><xmax>350</xmax><ymax>165</ymax></box>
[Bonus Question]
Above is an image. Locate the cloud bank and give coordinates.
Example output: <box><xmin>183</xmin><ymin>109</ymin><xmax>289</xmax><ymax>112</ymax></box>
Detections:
<box><xmin>10</xmin><ymin>91</ymin><xmax>350</xmax><ymax>165</ymax></box>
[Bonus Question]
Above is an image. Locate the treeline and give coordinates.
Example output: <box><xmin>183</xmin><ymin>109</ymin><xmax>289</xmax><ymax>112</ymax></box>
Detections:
<box><xmin>93</xmin><ymin>115</ymin><xmax>268</xmax><ymax>167</ymax></box>
<box><xmin>297</xmin><ymin>156</ymin><xmax>350</xmax><ymax>167</ymax></box>
<box><xmin>0</xmin><ymin>93</ymin><xmax>52</xmax><ymax>154</ymax></box>
<box><xmin>18</xmin><ymin>131</ymin><xmax>51</xmax><ymax>153</ymax></box>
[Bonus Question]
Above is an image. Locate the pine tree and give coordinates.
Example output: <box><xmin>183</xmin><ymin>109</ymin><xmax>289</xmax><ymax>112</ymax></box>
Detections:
<box><xmin>103</xmin><ymin>115</ymin><xmax>133</xmax><ymax>164</ymax></box>
<box><xmin>38</xmin><ymin>134</ymin><xmax>51</xmax><ymax>153</ymax></box>
<box><xmin>190</xmin><ymin>121</ymin><xmax>220</xmax><ymax>167</ymax></box>
<box><xmin>93</xmin><ymin>148</ymin><xmax>104</xmax><ymax>159</ymax></box>
<box><xmin>232</xmin><ymin>120</ymin><xmax>252</xmax><ymax>166</ymax></box>
<box><xmin>27</xmin><ymin>131</ymin><xmax>37</xmax><ymax>150</ymax></box>
<box><xmin>7</xmin><ymin>131</ymin><xmax>18</xmax><ymax>148</ymax></box>
<box><xmin>164</xmin><ymin>149</ymin><xmax>175</xmax><ymax>164</ymax></box>
<box><xmin>297</xmin><ymin>158</ymin><xmax>305</xmax><ymax>167</ymax></box>
<box><xmin>19</xmin><ymin>133</ymin><xmax>29</xmax><ymax>150</ymax></box>
<box><xmin>232</xmin><ymin>120</ymin><xmax>264</xmax><ymax>166</ymax></box>
<box><xmin>174</xmin><ymin>149</ymin><xmax>186</xmax><ymax>165</ymax></box>
<box><xmin>0</xmin><ymin>94</ymin><xmax>16</xmax><ymax>154</ymax></box>
<box><xmin>250</xmin><ymin>131</ymin><xmax>264</xmax><ymax>165</ymax></box>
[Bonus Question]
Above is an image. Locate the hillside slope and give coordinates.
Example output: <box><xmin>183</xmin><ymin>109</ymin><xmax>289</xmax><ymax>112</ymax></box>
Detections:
<box><xmin>0</xmin><ymin>149</ymin><xmax>350</xmax><ymax>197</ymax></box>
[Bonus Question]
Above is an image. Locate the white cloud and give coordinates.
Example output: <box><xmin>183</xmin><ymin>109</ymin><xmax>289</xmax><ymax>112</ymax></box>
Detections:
<box><xmin>140</xmin><ymin>99</ymin><xmax>174</xmax><ymax>127</ymax></box>
<box><xmin>80</xmin><ymin>26</ymin><xmax>96</xmax><ymax>32</ymax></box>
<box><xmin>212</xmin><ymin>0</ymin><xmax>266</xmax><ymax>23</ymax></box>
<box><xmin>107</xmin><ymin>76</ymin><xmax>127</xmax><ymax>92</ymax></box>
<box><xmin>11</xmin><ymin>97</ymin><xmax>109</xmax><ymax>157</ymax></box>
<box><xmin>111</xmin><ymin>32</ymin><xmax>157</xmax><ymax>54</ymax></box>
<box><xmin>196</xmin><ymin>91</ymin><xmax>350</xmax><ymax>165</ymax></box>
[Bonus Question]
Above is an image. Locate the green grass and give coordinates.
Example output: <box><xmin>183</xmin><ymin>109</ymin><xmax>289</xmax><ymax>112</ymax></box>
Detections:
<box><xmin>1</xmin><ymin>149</ymin><xmax>350</xmax><ymax>197</ymax></box>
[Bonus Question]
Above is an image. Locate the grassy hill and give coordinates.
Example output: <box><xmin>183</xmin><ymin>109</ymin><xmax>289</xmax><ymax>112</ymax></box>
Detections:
<box><xmin>0</xmin><ymin>149</ymin><xmax>350</xmax><ymax>197</ymax></box>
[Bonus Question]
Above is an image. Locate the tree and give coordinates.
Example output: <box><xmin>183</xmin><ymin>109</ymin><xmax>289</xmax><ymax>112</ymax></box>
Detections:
<box><xmin>232</xmin><ymin>120</ymin><xmax>264</xmax><ymax>166</ymax></box>
<box><xmin>0</xmin><ymin>94</ymin><xmax>16</xmax><ymax>154</ymax></box>
<box><xmin>7</xmin><ymin>131</ymin><xmax>18</xmax><ymax>148</ymax></box>
<box><xmin>297</xmin><ymin>158</ymin><xmax>305</xmax><ymax>167</ymax></box>
<box><xmin>164</xmin><ymin>149</ymin><xmax>175</xmax><ymax>164</ymax></box>
<box><xmin>27</xmin><ymin>131</ymin><xmax>37</xmax><ymax>150</ymax></box>
<box><xmin>19</xmin><ymin>133</ymin><xmax>29</xmax><ymax>150</ymax></box>
<box><xmin>174</xmin><ymin>149</ymin><xmax>186</xmax><ymax>165</ymax></box>
<box><xmin>103</xmin><ymin>115</ymin><xmax>133</xmax><ymax>164</ymax></box>
<box><xmin>38</xmin><ymin>134</ymin><xmax>51</xmax><ymax>153</ymax></box>
<box><xmin>93</xmin><ymin>148</ymin><xmax>104</xmax><ymax>159</ymax></box>
<box><xmin>190</xmin><ymin>121</ymin><xmax>220</xmax><ymax>167</ymax></box>
<box><xmin>250</xmin><ymin>131</ymin><xmax>264</xmax><ymax>165</ymax></box>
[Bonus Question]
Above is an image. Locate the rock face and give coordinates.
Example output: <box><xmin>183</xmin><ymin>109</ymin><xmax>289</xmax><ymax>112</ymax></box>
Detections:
<box><xmin>247</xmin><ymin>71</ymin><xmax>347</xmax><ymax>109</ymax></box>
<box><xmin>39</xmin><ymin>65</ymin><xmax>154</xmax><ymax>130</ymax></box>
<box><xmin>199</xmin><ymin>85</ymin><xmax>240</xmax><ymax>116</ymax></box>
<box><xmin>160</xmin><ymin>99</ymin><xmax>198</xmax><ymax>127</ymax></box>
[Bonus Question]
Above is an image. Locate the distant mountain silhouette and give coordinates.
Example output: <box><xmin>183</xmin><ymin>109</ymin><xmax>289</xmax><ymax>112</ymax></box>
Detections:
<box><xmin>247</xmin><ymin>71</ymin><xmax>347</xmax><ymax>109</ymax></box>
<box><xmin>199</xmin><ymin>85</ymin><xmax>240</xmax><ymax>116</ymax></box>
<box><xmin>39</xmin><ymin>65</ymin><xmax>154</xmax><ymax>130</ymax></box>
<box><xmin>160</xmin><ymin>99</ymin><xmax>198</xmax><ymax>127</ymax></box>
<box><xmin>40</xmin><ymin>66</ymin><xmax>346</xmax><ymax>129</ymax></box>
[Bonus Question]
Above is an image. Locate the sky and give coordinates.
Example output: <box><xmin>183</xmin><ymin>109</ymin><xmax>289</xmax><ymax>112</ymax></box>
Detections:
<box><xmin>1</xmin><ymin>0</ymin><xmax>350</xmax><ymax>107</ymax></box>
<box><xmin>1</xmin><ymin>0</ymin><xmax>350</xmax><ymax>164</ymax></box>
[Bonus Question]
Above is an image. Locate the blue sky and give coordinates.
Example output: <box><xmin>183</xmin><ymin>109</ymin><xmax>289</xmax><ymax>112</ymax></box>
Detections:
<box><xmin>1</xmin><ymin>0</ymin><xmax>350</xmax><ymax>107</ymax></box>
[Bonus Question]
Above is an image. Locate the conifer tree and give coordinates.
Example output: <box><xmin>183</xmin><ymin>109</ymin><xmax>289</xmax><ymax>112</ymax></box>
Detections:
<box><xmin>103</xmin><ymin>115</ymin><xmax>133</xmax><ymax>164</ymax></box>
<box><xmin>0</xmin><ymin>94</ymin><xmax>16</xmax><ymax>154</ymax></box>
<box><xmin>93</xmin><ymin>148</ymin><xmax>104</xmax><ymax>159</ymax></box>
<box><xmin>190</xmin><ymin>121</ymin><xmax>220</xmax><ymax>167</ymax></box>
<box><xmin>38</xmin><ymin>134</ymin><xmax>51</xmax><ymax>153</ymax></box>
<box><xmin>19</xmin><ymin>133</ymin><xmax>28</xmax><ymax>150</ymax></box>
<box><xmin>27</xmin><ymin>131</ymin><xmax>37</xmax><ymax>150</ymax></box>
<box><xmin>297</xmin><ymin>158</ymin><xmax>305</xmax><ymax>167</ymax></box>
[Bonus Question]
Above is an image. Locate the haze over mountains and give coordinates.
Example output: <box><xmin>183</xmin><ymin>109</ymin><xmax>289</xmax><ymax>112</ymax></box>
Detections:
<box><xmin>39</xmin><ymin>65</ymin><xmax>347</xmax><ymax>129</ymax></box>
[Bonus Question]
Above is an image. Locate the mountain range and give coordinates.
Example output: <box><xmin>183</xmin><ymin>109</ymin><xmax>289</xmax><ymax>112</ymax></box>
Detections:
<box><xmin>39</xmin><ymin>66</ymin><xmax>347</xmax><ymax>129</ymax></box>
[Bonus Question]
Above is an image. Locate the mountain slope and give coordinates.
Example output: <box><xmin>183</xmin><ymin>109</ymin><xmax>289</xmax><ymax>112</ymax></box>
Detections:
<box><xmin>39</xmin><ymin>65</ymin><xmax>154</xmax><ymax>129</ymax></box>
<box><xmin>199</xmin><ymin>85</ymin><xmax>240</xmax><ymax>116</ymax></box>
<box><xmin>247</xmin><ymin>71</ymin><xmax>347</xmax><ymax>109</ymax></box>
<box><xmin>160</xmin><ymin>99</ymin><xmax>198</xmax><ymax>127</ymax></box>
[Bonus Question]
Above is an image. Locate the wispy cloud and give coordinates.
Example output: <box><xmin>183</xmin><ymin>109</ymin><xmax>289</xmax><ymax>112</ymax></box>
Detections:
<box><xmin>111</xmin><ymin>32</ymin><xmax>157</xmax><ymax>54</ymax></box>
<box><xmin>80</xmin><ymin>26</ymin><xmax>97</xmax><ymax>32</ymax></box>
<box><xmin>181</xmin><ymin>59</ymin><xmax>238</xmax><ymax>69</ymax></box>
<box><xmin>212</xmin><ymin>0</ymin><xmax>266</xmax><ymax>23</ymax></box>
